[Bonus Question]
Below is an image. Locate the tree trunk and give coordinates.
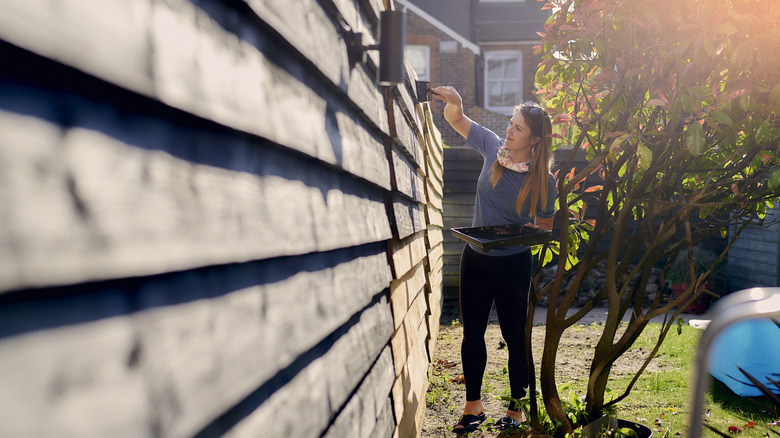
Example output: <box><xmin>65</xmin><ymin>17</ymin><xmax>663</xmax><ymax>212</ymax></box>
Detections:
<box><xmin>540</xmin><ymin>321</ymin><xmax>572</xmax><ymax>435</ymax></box>
<box><xmin>587</xmin><ymin>361</ymin><xmax>611</xmax><ymax>420</ymax></box>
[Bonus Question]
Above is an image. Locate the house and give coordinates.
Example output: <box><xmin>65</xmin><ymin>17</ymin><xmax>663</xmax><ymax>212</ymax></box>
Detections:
<box><xmin>399</xmin><ymin>0</ymin><xmax>552</xmax><ymax>294</ymax></box>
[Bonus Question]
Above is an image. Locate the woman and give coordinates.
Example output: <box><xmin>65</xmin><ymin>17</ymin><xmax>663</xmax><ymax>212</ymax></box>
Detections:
<box><xmin>432</xmin><ymin>86</ymin><xmax>556</xmax><ymax>433</ymax></box>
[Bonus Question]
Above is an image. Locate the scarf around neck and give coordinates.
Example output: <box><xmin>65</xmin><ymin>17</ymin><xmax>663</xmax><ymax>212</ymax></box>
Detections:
<box><xmin>497</xmin><ymin>145</ymin><xmax>530</xmax><ymax>173</ymax></box>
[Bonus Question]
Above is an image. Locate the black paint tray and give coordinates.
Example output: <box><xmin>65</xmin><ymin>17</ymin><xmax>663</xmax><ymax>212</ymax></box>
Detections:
<box><xmin>451</xmin><ymin>224</ymin><xmax>552</xmax><ymax>251</ymax></box>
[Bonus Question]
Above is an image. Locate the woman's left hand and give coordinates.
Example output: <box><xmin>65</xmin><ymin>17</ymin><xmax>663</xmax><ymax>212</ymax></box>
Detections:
<box><xmin>535</xmin><ymin>216</ymin><xmax>553</xmax><ymax>230</ymax></box>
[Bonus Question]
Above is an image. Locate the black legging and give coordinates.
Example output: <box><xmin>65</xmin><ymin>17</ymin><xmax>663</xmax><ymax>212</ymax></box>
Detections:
<box><xmin>459</xmin><ymin>244</ymin><xmax>532</xmax><ymax>410</ymax></box>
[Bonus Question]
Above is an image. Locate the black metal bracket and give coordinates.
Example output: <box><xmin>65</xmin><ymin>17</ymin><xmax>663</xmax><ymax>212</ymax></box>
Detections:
<box><xmin>344</xmin><ymin>29</ymin><xmax>379</xmax><ymax>68</ymax></box>
<box><xmin>342</xmin><ymin>10</ymin><xmax>406</xmax><ymax>86</ymax></box>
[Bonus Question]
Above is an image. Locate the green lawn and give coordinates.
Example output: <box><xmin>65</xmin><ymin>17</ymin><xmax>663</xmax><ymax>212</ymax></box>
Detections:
<box><xmin>423</xmin><ymin>315</ymin><xmax>780</xmax><ymax>437</ymax></box>
<box><xmin>601</xmin><ymin>323</ymin><xmax>779</xmax><ymax>437</ymax></box>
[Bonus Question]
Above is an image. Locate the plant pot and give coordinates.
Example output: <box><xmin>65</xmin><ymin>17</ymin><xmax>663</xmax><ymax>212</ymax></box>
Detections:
<box><xmin>580</xmin><ymin>414</ymin><xmax>618</xmax><ymax>437</ymax></box>
<box><xmin>616</xmin><ymin>419</ymin><xmax>653</xmax><ymax>438</ymax></box>
<box><xmin>618</xmin><ymin>420</ymin><xmax>653</xmax><ymax>438</ymax></box>
<box><xmin>580</xmin><ymin>416</ymin><xmax>653</xmax><ymax>438</ymax></box>
<box><xmin>671</xmin><ymin>282</ymin><xmax>711</xmax><ymax>314</ymax></box>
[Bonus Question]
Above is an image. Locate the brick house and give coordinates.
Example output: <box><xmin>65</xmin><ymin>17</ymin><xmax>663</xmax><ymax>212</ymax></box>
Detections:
<box><xmin>400</xmin><ymin>0</ymin><xmax>551</xmax><ymax>146</ymax></box>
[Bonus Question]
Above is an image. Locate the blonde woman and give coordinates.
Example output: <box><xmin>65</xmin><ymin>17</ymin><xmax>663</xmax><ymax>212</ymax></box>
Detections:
<box><xmin>433</xmin><ymin>86</ymin><xmax>556</xmax><ymax>433</ymax></box>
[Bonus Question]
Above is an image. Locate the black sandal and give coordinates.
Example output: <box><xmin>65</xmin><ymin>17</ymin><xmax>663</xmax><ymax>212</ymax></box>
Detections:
<box><xmin>493</xmin><ymin>415</ymin><xmax>522</xmax><ymax>430</ymax></box>
<box><xmin>452</xmin><ymin>411</ymin><xmax>487</xmax><ymax>433</ymax></box>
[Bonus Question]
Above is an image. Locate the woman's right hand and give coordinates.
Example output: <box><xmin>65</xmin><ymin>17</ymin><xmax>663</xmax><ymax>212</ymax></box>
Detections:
<box><xmin>432</xmin><ymin>85</ymin><xmax>472</xmax><ymax>139</ymax></box>
<box><xmin>432</xmin><ymin>86</ymin><xmax>463</xmax><ymax>107</ymax></box>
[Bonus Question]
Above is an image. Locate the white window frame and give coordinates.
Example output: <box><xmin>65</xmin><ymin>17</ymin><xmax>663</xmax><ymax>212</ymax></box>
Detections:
<box><xmin>484</xmin><ymin>50</ymin><xmax>523</xmax><ymax>115</ymax></box>
<box><xmin>405</xmin><ymin>45</ymin><xmax>431</xmax><ymax>81</ymax></box>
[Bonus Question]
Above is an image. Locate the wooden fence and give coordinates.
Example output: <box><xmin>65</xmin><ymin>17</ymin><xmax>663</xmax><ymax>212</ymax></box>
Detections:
<box><xmin>442</xmin><ymin>146</ymin><xmax>482</xmax><ymax>296</ymax></box>
<box><xmin>729</xmin><ymin>206</ymin><xmax>780</xmax><ymax>290</ymax></box>
<box><xmin>0</xmin><ymin>0</ymin><xmax>443</xmax><ymax>437</ymax></box>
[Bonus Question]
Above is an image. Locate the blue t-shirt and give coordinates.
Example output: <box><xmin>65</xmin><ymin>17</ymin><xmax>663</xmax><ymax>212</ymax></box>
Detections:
<box><xmin>466</xmin><ymin>121</ymin><xmax>557</xmax><ymax>256</ymax></box>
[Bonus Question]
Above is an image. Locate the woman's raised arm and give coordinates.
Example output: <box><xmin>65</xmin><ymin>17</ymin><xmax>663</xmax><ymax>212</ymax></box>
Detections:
<box><xmin>432</xmin><ymin>85</ymin><xmax>472</xmax><ymax>139</ymax></box>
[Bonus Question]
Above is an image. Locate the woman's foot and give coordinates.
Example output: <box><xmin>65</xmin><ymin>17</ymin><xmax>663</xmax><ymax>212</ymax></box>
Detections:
<box><xmin>493</xmin><ymin>416</ymin><xmax>520</xmax><ymax>430</ymax></box>
<box><xmin>463</xmin><ymin>400</ymin><xmax>485</xmax><ymax>416</ymax></box>
<box><xmin>452</xmin><ymin>411</ymin><xmax>486</xmax><ymax>434</ymax></box>
<box><xmin>505</xmin><ymin>409</ymin><xmax>525</xmax><ymax>423</ymax></box>
<box><xmin>453</xmin><ymin>400</ymin><xmax>487</xmax><ymax>433</ymax></box>
<box><xmin>493</xmin><ymin>410</ymin><xmax>526</xmax><ymax>431</ymax></box>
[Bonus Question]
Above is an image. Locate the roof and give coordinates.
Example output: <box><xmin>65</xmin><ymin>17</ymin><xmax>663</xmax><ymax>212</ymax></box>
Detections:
<box><xmin>395</xmin><ymin>0</ymin><xmax>481</xmax><ymax>54</ymax></box>
<box><xmin>400</xmin><ymin>0</ymin><xmax>550</xmax><ymax>44</ymax></box>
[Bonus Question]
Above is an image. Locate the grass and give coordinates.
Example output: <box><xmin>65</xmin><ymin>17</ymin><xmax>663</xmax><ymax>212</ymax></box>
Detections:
<box><xmin>613</xmin><ymin>323</ymin><xmax>701</xmax><ymax>434</ymax></box>
<box><xmin>426</xmin><ymin>370</ymin><xmax>455</xmax><ymax>412</ymax></box>
<box><xmin>609</xmin><ymin>323</ymin><xmax>779</xmax><ymax>437</ymax></box>
<box><xmin>425</xmin><ymin>318</ymin><xmax>780</xmax><ymax>437</ymax></box>
<box><xmin>553</xmin><ymin>323</ymin><xmax>779</xmax><ymax>437</ymax></box>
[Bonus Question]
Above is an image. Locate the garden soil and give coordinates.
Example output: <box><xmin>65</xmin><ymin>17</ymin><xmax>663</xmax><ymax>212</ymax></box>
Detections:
<box><xmin>421</xmin><ymin>300</ymin><xmax>665</xmax><ymax>438</ymax></box>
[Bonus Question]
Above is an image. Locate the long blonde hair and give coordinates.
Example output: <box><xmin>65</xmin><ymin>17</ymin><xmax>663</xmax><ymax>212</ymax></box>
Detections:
<box><xmin>489</xmin><ymin>103</ymin><xmax>553</xmax><ymax>219</ymax></box>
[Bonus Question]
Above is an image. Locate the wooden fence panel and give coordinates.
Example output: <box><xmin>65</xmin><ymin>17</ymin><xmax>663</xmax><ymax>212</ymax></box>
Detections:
<box><xmin>321</xmin><ymin>347</ymin><xmax>396</xmax><ymax>438</ymax></box>
<box><xmin>0</xmin><ymin>1</ymin><xmax>445</xmax><ymax>437</ymax></box>
<box><xmin>393</xmin><ymin>196</ymin><xmax>427</xmax><ymax>241</ymax></box>
<box><xmin>0</xmin><ymin>0</ymin><xmax>390</xmax><ymax>168</ymax></box>
<box><xmin>442</xmin><ymin>147</ymin><xmax>481</xmax><ymax>291</ymax></box>
<box><xmin>393</xmin><ymin>147</ymin><xmax>427</xmax><ymax>203</ymax></box>
<box><xmin>392</xmin><ymin>99</ymin><xmax>425</xmax><ymax>169</ymax></box>
<box><xmin>0</xmin><ymin>246</ymin><xmax>392</xmax><ymax>438</ymax></box>
<box><xmin>0</xmin><ymin>102</ymin><xmax>390</xmax><ymax>291</ymax></box>
<box><xmin>216</xmin><ymin>296</ymin><xmax>394</xmax><ymax>438</ymax></box>
<box><xmin>391</xmin><ymin>294</ymin><xmax>430</xmax><ymax>438</ymax></box>
<box><xmin>729</xmin><ymin>207</ymin><xmax>780</xmax><ymax>290</ymax></box>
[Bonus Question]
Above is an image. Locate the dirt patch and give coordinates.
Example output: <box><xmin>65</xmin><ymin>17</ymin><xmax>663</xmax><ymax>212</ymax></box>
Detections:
<box><xmin>422</xmin><ymin>300</ymin><xmax>661</xmax><ymax>437</ymax></box>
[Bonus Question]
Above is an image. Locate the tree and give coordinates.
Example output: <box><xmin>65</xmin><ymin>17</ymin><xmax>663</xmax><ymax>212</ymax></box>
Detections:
<box><xmin>529</xmin><ymin>0</ymin><xmax>780</xmax><ymax>435</ymax></box>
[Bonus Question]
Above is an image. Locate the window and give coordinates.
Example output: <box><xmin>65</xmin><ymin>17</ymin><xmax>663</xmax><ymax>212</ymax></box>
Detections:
<box><xmin>484</xmin><ymin>51</ymin><xmax>523</xmax><ymax>114</ymax></box>
<box><xmin>405</xmin><ymin>45</ymin><xmax>430</xmax><ymax>81</ymax></box>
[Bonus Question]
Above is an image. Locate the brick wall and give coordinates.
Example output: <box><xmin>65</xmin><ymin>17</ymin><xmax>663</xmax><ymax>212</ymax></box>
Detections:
<box><xmin>406</xmin><ymin>12</ymin><xmax>542</xmax><ymax>147</ymax></box>
<box><xmin>408</xmin><ymin>12</ymin><xmax>476</xmax><ymax>148</ymax></box>
<box><xmin>470</xmin><ymin>106</ymin><xmax>510</xmax><ymax>139</ymax></box>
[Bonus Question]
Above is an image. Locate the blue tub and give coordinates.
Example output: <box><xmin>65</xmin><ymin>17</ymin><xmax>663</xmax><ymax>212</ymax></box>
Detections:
<box><xmin>708</xmin><ymin>319</ymin><xmax>780</xmax><ymax>397</ymax></box>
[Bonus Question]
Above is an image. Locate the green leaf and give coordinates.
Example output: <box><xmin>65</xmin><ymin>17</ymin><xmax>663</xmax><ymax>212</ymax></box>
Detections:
<box><xmin>755</xmin><ymin>119</ymin><xmax>772</xmax><ymax>145</ymax></box>
<box><xmin>703</xmin><ymin>37</ymin><xmax>716</xmax><ymax>57</ymax></box>
<box><xmin>713</xmin><ymin>111</ymin><xmax>733</xmax><ymax>126</ymax></box>
<box><xmin>680</xmin><ymin>93</ymin><xmax>692</xmax><ymax>113</ymax></box>
<box><xmin>739</xmin><ymin>94</ymin><xmax>752</xmax><ymax>112</ymax></box>
<box><xmin>636</xmin><ymin>142</ymin><xmax>653</xmax><ymax>169</ymax></box>
<box><xmin>542</xmin><ymin>246</ymin><xmax>555</xmax><ymax>265</ymax></box>
<box><xmin>770</xmin><ymin>83</ymin><xmax>780</xmax><ymax>115</ymax></box>
<box><xmin>686</xmin><ymin>122</ymin><xmax>705</xmax><ymax>155</ymax></box>
<box><xmin>608</xmin><ymin>133</ymin><xmax>631</xmax><ymax>152</ymax></box>
<box><xmin>568</xmin><ymin>389</ymin><xmax>580</xmax><ymax>408</ymax></box>
<box><xmin>768</xmin><ymin>168</ymin><xmax>780</xmax><ymax>191</ymax></box>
